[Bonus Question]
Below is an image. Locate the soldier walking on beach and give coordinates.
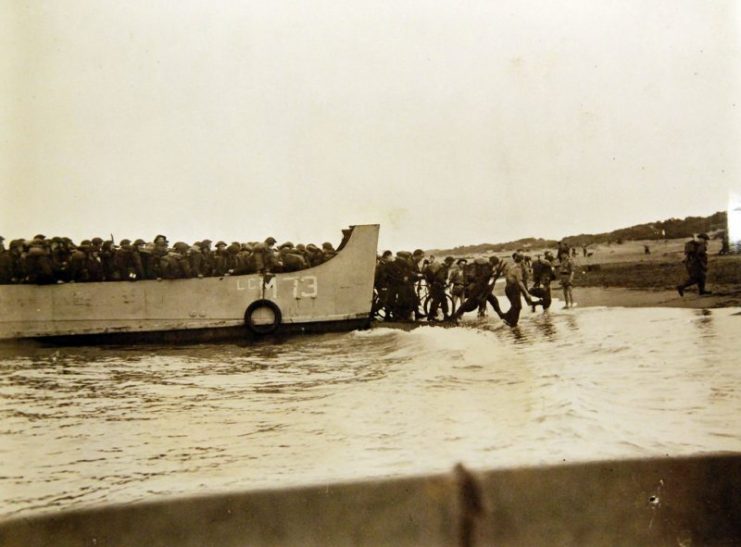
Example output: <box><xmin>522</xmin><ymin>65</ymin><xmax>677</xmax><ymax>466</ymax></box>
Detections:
<box><xmin>677</xmin><ymin>233</ymin><xmax>711</xmax><ymax>296</ymax></box>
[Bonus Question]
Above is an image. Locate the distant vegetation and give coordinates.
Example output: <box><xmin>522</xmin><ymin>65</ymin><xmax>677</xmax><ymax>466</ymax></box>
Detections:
<box><xmin>429</xmin><ymin>211</ymin><xmax>727</xmax><ymax>256</ymax></box>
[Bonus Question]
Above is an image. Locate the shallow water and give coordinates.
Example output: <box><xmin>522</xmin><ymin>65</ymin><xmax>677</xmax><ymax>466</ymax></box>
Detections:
<box><xmin>0</xmin><ymin>305</ymin><xmax>739</xmax><ymax>518</ymax></box>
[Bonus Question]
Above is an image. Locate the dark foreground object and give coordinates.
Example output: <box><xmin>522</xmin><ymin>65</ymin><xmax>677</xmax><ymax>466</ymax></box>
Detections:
<box><xmin>0</xmin><ymin>454</ymin><xmax>738</xmax><ymax>546</ymax></box>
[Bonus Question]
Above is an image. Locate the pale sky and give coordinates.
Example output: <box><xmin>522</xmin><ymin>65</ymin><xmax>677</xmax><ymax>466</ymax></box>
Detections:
<box><xmin>1</xmin><ymin>1</ymin><xmax>739</xmax><ymax>250</ymax></box>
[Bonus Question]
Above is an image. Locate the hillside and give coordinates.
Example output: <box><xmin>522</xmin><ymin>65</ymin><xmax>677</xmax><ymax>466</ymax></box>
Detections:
<box><xmin>428</xmin><ymin>211</ymin><xmax>728</xmax><ymax>256</ymax></box>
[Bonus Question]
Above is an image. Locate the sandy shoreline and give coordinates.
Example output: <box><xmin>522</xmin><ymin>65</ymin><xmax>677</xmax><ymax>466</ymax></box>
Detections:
<box><xmin>567</xmin><ymin>286</ymin><xmax>741</xmax><ymax>309</ymax></box>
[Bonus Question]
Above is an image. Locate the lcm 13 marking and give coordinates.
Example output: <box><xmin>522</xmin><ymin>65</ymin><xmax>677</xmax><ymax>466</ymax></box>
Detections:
<box><xmin>236</xmin><ymin>275</ymin><xmax>318</xmax><ymax>299</ymax></box>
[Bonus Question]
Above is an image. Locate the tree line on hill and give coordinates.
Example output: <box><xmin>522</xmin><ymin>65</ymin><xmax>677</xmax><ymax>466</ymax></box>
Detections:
<box><xmin>429</xmin><ymin>211</ymin><xmax>727</xmax><ymax>255</ymax></box>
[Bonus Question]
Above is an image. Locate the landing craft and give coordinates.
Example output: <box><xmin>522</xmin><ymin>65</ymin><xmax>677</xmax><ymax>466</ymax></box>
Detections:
<box><xmin>0</xmin><ymin>225</ymin><xmax>379</xmax><ymax>344</ymax></box>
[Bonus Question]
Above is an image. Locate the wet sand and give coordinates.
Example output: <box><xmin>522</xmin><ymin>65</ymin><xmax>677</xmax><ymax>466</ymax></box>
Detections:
<box><xmin>570</xmin><ymin>286</ymin><xmax>741</xmax><ymax>309</ymax></box>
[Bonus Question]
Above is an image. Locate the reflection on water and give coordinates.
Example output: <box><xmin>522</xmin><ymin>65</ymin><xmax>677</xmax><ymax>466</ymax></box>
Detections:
<box><xmin>0</xmin><ymin>306</ymin><xmax>739</xmax><ymax>518</ymax></box>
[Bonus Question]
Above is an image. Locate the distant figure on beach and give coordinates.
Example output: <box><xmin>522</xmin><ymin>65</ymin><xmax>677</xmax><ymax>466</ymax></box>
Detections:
<box><xmin>677</xmin><ymin>233</ymin><xmax>711</xmax><ymax>296</ymax></box>
<box><xmin>559</xmin><ymin>253</ymin><xmax>575</xmax><ymax>309</ymax></box>
<box><xmin>582</xmin><ymin>246</ymin><xmax>588</xmax><ymax>257</ymax></box>
<box><xmin>644</xmin><ymin>244</ymin><xmax>651</xmax><ymax>255</ymax></box>
<box><xmin>719</xmin><ymin>231</ymin><xmax>730</xmax><ymax>255</ymax></box>
<box><xmin>557</xmin><ymin>240</ymin><xmax>570</xmax><ymax>261</ymax></box>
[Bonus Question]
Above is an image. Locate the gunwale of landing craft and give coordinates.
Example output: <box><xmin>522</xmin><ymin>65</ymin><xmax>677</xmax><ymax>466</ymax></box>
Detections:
<box><xmin>0</xmin><ymin>225</ymin><xmax>379</xmax><ymax>341</ymax></box>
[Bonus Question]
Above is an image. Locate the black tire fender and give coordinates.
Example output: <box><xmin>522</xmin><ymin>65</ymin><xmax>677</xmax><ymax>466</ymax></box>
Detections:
<box><xmin>244</xmin><ymin>299</ymin><xmax>282</xmax><ymax>335</ymax></box>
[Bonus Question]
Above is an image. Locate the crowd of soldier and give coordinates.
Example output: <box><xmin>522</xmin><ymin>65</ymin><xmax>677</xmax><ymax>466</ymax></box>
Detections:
<box><xmin>373</xmin><ymin>244</ymin><xmax>577</xmax><ymax>328</ymax></box>
<box><xmin>0</xmin><ymin>234</ymin><xmax>338</xmax><ymax>285</ymax></box>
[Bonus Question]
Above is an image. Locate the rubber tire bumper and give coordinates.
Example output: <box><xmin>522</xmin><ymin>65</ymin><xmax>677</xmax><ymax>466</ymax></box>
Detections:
<box><xmin>244</xmin><ymin>299</ymin><xmax>282</xmax><ymax>335</ymax></box>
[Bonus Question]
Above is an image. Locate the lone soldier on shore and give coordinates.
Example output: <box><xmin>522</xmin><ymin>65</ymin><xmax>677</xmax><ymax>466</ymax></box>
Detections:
<box><xmin>677</xmin><ymin>233</ymin><xmax>711</xmax><ymax>296</ymax></box>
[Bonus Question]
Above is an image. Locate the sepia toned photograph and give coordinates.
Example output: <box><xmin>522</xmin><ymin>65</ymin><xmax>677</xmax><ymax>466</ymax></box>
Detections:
<box><xmin>1</xmin><ymin>1</ymin><xmax>739</xmax><ymax>545</ymax></box>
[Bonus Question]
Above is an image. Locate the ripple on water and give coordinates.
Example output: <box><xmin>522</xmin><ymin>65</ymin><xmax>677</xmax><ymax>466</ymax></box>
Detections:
<box><xmin>0</xmin><ymin>306</ymin><xmax>739</xmax><ymax>518</ymax></box>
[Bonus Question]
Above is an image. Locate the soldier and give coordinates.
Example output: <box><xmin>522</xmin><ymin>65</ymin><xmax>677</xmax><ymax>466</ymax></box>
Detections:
<box><xmin>295</xmin><ymin>244</ymin><xmax>310</xmax><ymax>268</ymax></box>
<box><xmin>213</xmin><ymin>241</ymin><xmax>229</xmax><ymax>276</ymax></box>
<box><xmin>225</xmin><ymin>243</ymin><xmax>241</xmax><ymax>274</ymax></box>
<box><xmin>280</xmin><ymin>243</ymin><xmax>307</xmax><ymax>272</ymax></box>
<box><xmin>322</xmin><ymin>242</ymin><xmax>337</xmax><ymax>262</ymax></box>
<box><xmin>199</xmin><ymin>240</ymin><xmax>214</xmax><ymax>276</ymax></box>
<box><xmin>373</xmin><ymin>251</ymin><xmax>394</xmax><ymax>319</ymax></box>
<box><xmin>262</xmin><ymin>237</ymin><xmax>278</xmax><ymax>272</ymax></box>
<box><xmin>25</xmin><ymin>238</ymin><xmax>55</xmax><ymax>284</ymax></box>
<box><xmin>151</xmin><ymin>235</ymin><xmax>169</xmax><ymax>279</ymax></box>
<box><xmin>557</xmin><ymin>240</ymin><xmax>570</xmax><ymax>261</ymax></box>
<box><xmin>134</xmin><ymin>239</ymin><xmax>156</xmax><ymax>279</ymax></box>
<box><xmin>425</xmin><ymin>256</ymin><xmax>454</xmax><ymax>321</ymax></box>
<box><xmin>49</xmin><ymin>237</ymin><xmax>71</xmax><ymax>282</ymax></box>
<box><xmin>530</xmin><ymin>251</ymin><xmax>556</xmax><ymax>310</ymax></box>
<box><xmin>411</xmin><ymin>249</ymin><xmax>425</xmax><ymax>274</ymax></box>
<box><xmin>677</xmin><ymin>233</ymin><xmax>711</xmax><ymax>296</ymax></box>
<box><xmin>719</xmin><ymin>230</ymin><xmax>730</xmax><ymax>255</ymax></box>
<box><xmin>305</xmin><ymin>244</ymin><xmax>324</xmax><ymax>267</ymax></box>
<box><xmin>448</xmin><ymin>258</ymin><xmax>468</xmax><ymax>312</ymax></box>
<box><xmin>390</xmin><ymin>251</ymin><xmax>416</xmax><ymax>321</ymax></box>
<box><xmin>164</xmin><ymin>242</ymin><xmax>192</xmax><ymax>278</ymax></box>
<box><xmin>116</xmin><ymin>239</ymin><xmax>144</xmax><ymax>280</ymax></box>
<box><xmin>503</xmin><ymin>252</ymin><xmax>539</xmax><ymax>327</ymax></box>
<box><xmin>248</xmin><ymin>242</ymin><xmax>267</xmax><ymax>273</ymax></box>
<box><xmin>559</xmin><ymin>252</ymin><xmax>576</xmax><ymax>309</ymax></box>
<box><xmin>87</xmin><ymin>242</ymin><xmax>104</xmax><ymax>281</ymax></box>
<box><xmin>7</xmin><ymin>239</ymin><xmax>27</xmax><ymax>283</ymax></box>
<box><xmin>100</xmin><ymin>240</ymin><xmax>119</xmax><ymax>281</ymax></box>
<box><xmin>236</xmin><ymin>243</ymin><xmax>254</xmax><ymax>274</ymax></box>
<box><xmin>68</xmin><ymin>240</ymin><xmax>92</xmax><ymax>282</ymax></box>
<box><xmin>452</xmin><ymin>256</ymin><xmax>505</xmax><ymax>321</ymax></box>
<box><xmin>188</xmin><ymin>242</ymin><xmax>206</xmax><ymax>277</ymax></box>
<box><xmin>90</xmin><ymin>237</ymin><xmax>104</xmax><ymax>256</ymax></box>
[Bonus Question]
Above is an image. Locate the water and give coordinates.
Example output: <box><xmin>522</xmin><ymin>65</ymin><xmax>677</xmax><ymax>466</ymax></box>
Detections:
<box><xmin>0</xmin><ymin>305</ymin><xmax>739</xmax><ymax>519</ymax></box>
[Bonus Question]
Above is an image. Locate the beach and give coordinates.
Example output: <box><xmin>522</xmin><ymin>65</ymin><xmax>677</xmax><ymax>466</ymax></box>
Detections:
<box><xmin>544</xmin><ymin>237</ymin><xmax>741</xmax><ymax>310</ymax></box>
